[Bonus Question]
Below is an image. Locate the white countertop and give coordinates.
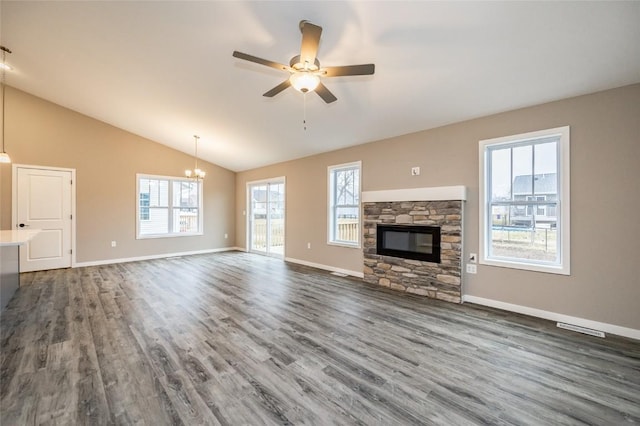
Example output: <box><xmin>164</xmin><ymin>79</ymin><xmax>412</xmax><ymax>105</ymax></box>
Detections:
<box><xmin>0</xmin><ymin>229</ymin><xmax>41</xmax><ymax>246</ymax></box>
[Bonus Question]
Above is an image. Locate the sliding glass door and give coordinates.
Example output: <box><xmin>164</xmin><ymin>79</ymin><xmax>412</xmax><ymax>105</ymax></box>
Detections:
<box><xmin>248</xmin><ymin>179</ymin><xmax>285</xmax><ymax>257</ymax></box>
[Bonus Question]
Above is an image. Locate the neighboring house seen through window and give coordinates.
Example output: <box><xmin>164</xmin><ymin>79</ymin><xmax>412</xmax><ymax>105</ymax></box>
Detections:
<box><xmin>328</xmin><ymin>162</ymin><xmax>361</xmax><ymax>247</ymax></box>
<box><xmin>137</xmin><ymin>174</ymin><xmax>203</xmax><ymax>238</ymax></box>
<box><xmin>479</xmin><ymin>126</ymin><xmax>570</xmax><ymax>274</ymax></box>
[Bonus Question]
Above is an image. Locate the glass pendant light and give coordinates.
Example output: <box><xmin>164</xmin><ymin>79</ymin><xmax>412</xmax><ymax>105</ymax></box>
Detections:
<box><xmin>185</xmin><ymin>135</ymin><xmax>205</xmax><ymax>180</ymax></box>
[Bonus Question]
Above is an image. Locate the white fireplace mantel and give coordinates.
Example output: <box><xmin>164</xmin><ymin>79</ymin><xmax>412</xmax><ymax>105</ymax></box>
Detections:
<box><xmin>362</xmin><ymin>186</ymin><xmax>467</xmax><ymax>203</ymax></box>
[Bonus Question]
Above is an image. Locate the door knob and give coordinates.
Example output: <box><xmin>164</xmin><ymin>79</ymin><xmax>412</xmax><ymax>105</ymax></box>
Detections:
<box><xmin>18</xmin><ymin>223</ymin><xmax>29</xmax><ymax>228</ymax></box>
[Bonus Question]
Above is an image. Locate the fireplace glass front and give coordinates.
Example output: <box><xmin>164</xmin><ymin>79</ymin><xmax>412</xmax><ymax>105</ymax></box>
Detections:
<box><xmin>377</xmin><ymin>224</ymin><xmax>441</xmax><ymax>263</ymax></box>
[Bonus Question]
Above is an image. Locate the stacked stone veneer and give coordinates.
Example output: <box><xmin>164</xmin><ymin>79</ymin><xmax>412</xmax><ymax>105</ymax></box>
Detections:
<box><xmin>363</xmin><ymin>200</ymin><xmax>463</xmax><ymax>303</ymax></box>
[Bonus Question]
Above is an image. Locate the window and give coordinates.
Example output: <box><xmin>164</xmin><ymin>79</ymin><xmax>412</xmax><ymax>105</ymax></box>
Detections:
<box><xmin>479</xmin><ymin>126</ymin><xmax>570</xmax><ymax>274</ymax></box>
<box><xmin>139</xmin><ymin>192</ymin><xmax>150</xmax><ymax>220</ymax></box>
<box><xmin>136</xmin><ymin>174</ymin><xmax>203</xmax><ymax>238</ymax></box>
<box><xmin>328</xmin><ymin>162</ymin><xmax>361</xmax><ymax>247</ymax></box>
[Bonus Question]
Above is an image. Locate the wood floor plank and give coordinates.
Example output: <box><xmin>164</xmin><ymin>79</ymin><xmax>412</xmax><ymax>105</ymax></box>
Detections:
<box><xmin>1</xmin><ymin>251</ymin><xmax>639</xmax><ymax>425</ymax></box>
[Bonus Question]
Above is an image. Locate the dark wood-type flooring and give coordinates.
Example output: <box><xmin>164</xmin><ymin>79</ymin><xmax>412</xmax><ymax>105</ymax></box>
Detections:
<box><xmin>1</xmin><ymin>252</ymin><xmax>639</xmax><ymax>425</ymax></box>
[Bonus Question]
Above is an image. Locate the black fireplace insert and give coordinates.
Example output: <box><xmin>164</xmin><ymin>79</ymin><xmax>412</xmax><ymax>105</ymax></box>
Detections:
<box><xmin>376</xmin><ymin>224</ymin><xmax>441</xmax><ymax>263</ymax></box>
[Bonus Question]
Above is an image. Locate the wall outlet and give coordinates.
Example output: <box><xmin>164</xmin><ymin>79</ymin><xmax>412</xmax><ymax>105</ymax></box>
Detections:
<box><xmin>224</xmin><ymin>233</ymin><xmax>228</xmax><ymax>239</ymax></box>
<box><xmin>466</xmin><ymin>264</ymin><xmax>477</xmax><ymax>274</ymax></box>
<box><xmin>411</xmin><ymin>166</ymin><xmax>421</xmax><ymax>176</ymax></box>
<box><xmin>469</xmin><ymin>253</ymin><xmax>477</xmax><ymax>263</ymax></box>
<box><xmin>307</xmin><ymin>242</ymin><xmax>311</xmax><ymax>249</ymax></box>
<box><xmin>111</xmin><ymin>241</ymin><xmax>117</xmax><ymax>248</ymax></box>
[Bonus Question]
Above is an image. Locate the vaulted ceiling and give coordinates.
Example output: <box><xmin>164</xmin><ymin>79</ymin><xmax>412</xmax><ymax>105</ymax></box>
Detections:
<box><xmin>2</xmin><ymin>1</ymin><xmax>639</xmax><ymax>171</ymax></box>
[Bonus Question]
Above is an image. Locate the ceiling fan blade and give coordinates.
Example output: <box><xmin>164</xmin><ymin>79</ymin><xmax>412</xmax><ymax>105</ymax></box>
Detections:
<box><xmin>232</xmin><ymin>51</ymin><xmax>290</xmax><ymax>71</ymax></box>
<box><xmin>315</xmin><ymin>82</ymin><xmax>337</xmax><ymax>104</ymax></box>
<box><xmin>299</xmin><ymin>21</ymin><xmax>322</xmax><ymax>65</ymax></box>
<box><xmin>322</xmin><ymin>64</ymin><xmax>375</xmax><ymax>77</ymax></box>
<box><xmin>263</xmin><ymin>80</ymin><xmax>291</xmax><ymax>97</ymax></box>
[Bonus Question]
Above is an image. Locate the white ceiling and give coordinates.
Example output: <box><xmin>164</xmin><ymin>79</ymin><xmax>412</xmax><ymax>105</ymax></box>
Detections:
<box><xmin>2</xmin><ymin>1</ymin><xmax>639</xmax><ymax>172</ymax></box>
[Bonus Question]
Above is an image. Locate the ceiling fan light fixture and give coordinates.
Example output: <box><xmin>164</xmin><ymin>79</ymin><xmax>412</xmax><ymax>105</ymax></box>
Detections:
<box><xmin>289</xmin><ymin>72</ymin><xmax>320</xmax><ymax>93</ymax></box>
<box><xmin>233</xmin><ymin>20</ymin><xmax>374</xmax><ymax>103</ymax></box>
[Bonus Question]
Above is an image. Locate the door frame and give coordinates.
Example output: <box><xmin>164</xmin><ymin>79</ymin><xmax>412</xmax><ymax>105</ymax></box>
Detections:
<box><xmin>246</xmin><ymin>176</ymin><xmax>286</xmax><ymax>258</ymax></box>
<box><xmin>12</xmin><ymin>164</ymin><xmax>77</xmax><ymax>268</ymax></box>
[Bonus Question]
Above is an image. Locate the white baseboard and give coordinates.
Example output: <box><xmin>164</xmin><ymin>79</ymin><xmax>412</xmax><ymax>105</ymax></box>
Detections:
<box><xmin>74</xmin><ymin>247</ymin><xmax>239</xmax><ymax>268</ymax></box>
<box><xmin>284</xmin><ymin>257</ymin><xmax>364</xmax><ymax>279</ymax></box>
<box><xmin>463</xmin><ymin>295</ymin><xmax>640</xmax><ymax>341</ymax></box>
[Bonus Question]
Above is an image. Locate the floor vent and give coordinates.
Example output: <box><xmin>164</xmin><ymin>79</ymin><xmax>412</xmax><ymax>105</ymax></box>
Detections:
<box><xmin>557</xmin><ymin>322</ymin><xmax>606</xmax><ymax>338</ymax></box>
<box><xmin>330</xmin><ymin>271</ymin><xmax>348</xmax><ymax>277</ymax></box>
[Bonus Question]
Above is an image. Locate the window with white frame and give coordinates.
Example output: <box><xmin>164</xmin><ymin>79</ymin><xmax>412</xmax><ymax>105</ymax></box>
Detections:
<box><xmin>137</xmin><ymin>174</ymin><xmax>203</xmax><ymax>238</ymax></box>
<box><xmin>479</xmin><ymin>126</ymin><xmax>570</xmax><ymax>274</ymax></box>
<box><xmin>328</xmin><ymin>162</ymin><xmax>361</xmax><ymax>247</ymax></box>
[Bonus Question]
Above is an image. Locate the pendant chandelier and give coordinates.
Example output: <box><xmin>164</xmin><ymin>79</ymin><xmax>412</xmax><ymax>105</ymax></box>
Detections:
<box><xmin>0</xmin><ymin>45</ymin><xmax>12</xmax><ymax>164</ymax></box>
<box><xmin>185</xmin><ymin>135</ymin><xmax>205</xmax><ymax>180</ymax></box>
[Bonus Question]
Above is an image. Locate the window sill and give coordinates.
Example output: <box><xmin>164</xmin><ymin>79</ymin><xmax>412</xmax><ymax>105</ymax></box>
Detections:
<box><xmin>137</xmin><ymin>232</ymin><xmax>204</xmax><ymax>240</ymax></box>
<box><xmin>480</xmin><ymin>257</ymin><xmax>570</xmax><ymax>275</ymax></box>
<box><xmin>327</xmin><ymin>241</ymin><xmax>361</xmax><ymax>249</ymax></box>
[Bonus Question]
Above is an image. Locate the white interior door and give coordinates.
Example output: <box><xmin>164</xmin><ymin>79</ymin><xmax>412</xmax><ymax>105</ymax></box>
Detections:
<box><xmin>15</xmin><ymin>166</ymin><xmax>73</xmax><ymax>272</ymax></box>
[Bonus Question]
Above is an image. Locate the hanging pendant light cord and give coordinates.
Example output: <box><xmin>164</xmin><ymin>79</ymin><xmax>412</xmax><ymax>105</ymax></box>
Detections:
<box><xmin>194</xmin><ymin>135</ymin><xmax>199</xmax><ymax>171</ymax></box>
<box><xmin>1</xmin><ymin>74</ymin><xmax>5</xmax><ymax>152</ymax></box>
<box><xmin>1</xmin><ymin>46</ymin><xmax>12</xmax><ymax>158</ymax></box>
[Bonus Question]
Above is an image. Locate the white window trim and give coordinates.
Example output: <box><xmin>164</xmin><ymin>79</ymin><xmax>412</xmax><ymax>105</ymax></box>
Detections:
<box><xmin>327</xmin><ymin>161</ymin><xmax>361</xmax><ymax>249</ymax></box>
<box><xmin>136</xmin><ymin>173</ymin><xmax>204</xmax><ymax>239</ymax></box>
<box><xmin>478</xmin><ymin>126</ymin><xmax>570</xmax><ymax>275</ymax></box>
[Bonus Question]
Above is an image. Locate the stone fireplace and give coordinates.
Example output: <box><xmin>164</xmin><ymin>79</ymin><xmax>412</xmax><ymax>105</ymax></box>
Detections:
<box><xmin>362</xmin><ymin>186</ymin><xmax>466</xmax><ymax>303</ymax></box>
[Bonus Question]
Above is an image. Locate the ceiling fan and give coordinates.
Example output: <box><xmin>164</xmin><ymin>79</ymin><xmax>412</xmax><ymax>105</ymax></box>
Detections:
<box><xmin>232</xmin><ymin>20</ymin><xmax>375</xmax><ymax>104</ymax></box>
